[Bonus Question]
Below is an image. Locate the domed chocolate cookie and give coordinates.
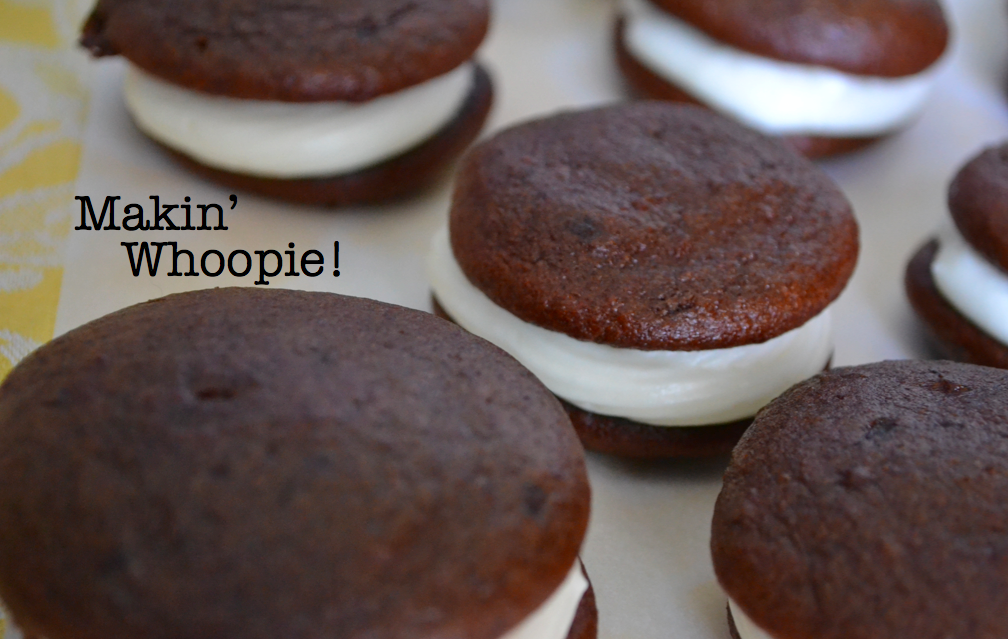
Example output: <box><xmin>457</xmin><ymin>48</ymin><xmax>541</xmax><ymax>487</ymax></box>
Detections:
<box><xmin>429</xmin><ymin>103</ymin><xmax>858</xmax><ymax>457</ymax></box>
<box><xmin>615</xmin><ymin>0</ymin><xmax>949</xmax><ymax>157</ymax></box>
<box><xmin>80</xmin><ymin>0</ymin><xmax>493</xmax><ymax>205</ymax></box>
<box><xmin>906</xmin><ymin>142</ymin><xmax>1008</xmax><ymax>369</ymax></box>
<box><xmin>713</xmin><ymin>360</ymin><xmax>1008</xmax><ymax>639</ymax></box>
<box><xmin>0</xmin><ymin>288</ymin><xmax>595</xmax><ymax>639</ymax></box>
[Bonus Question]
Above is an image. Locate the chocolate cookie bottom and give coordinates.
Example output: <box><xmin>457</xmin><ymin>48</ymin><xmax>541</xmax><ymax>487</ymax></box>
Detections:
<box><xmin>562</xmin><ymin>399</ymin><xmax>750</xmax><ymax>459</ymax></box>
<box><xmin>432</xmin><ymin>296</ymin><xmax>752</xmax><ymax>458</ymax></box>
<box><xmin>155</xmin><ymin>64</ymin><xmax>493</xmax><ymax>206</ymax></box>
<box><xmin>905</xmin><ymin>239</ymin><xmax>1008</xmax><ymax>369</ymax></box>
<box><xmin>569</xmin><ymin>566</ymin><xmax>599</xmax><ymax>639</ymax></box>
<box><xmin>613</xmin><ymin>18</ymin><xmax>881</xmax><ymax>159</ymax></box>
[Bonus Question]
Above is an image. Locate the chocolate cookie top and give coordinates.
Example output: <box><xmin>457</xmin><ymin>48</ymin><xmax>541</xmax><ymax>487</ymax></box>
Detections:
<box><xmin>648</xmin><ymin>0</ymin><xmax>948</xmax><ymax>78</ymax></box>
<box><xmin>712</xmin><ymin>360</ymin><xmax>1008</xmax><ymax>639</ymax></box>
<box><xmin>80</xmin><ymin>0</ymin><xmax>488</xmax><ymax>102</ymax></box>
<box><xmin>450</xmin><ymin>103</ymin><xmax>858</xmax><ymax>351</ymax></box>
<box><xmin>948</xmin><ymin>142</ymin><xmax>1008</xmax><ymax>273</ymax></box>
<box><xmin>0</xmin><ymin>289</ymin><xmax>589</xmax><ymax>639</ymax></box>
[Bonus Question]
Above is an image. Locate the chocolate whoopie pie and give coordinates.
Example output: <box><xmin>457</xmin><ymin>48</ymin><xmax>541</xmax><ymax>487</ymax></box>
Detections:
<box><xmin>0</xmin><ymin>288</ymin><xmax>596</xmax><ymax>639</ymax></box>
<box><xmin>712</xmin><ymin>360</ymin><xmax>1008</xmax><ymax>639</ymax></box>
<box><xmin>80</xmin><ymin>0</ymin><xmax>493</xmax><ymax>205</ymax></box>
<box><xmin>906</xmin><ymin>142</ymin><xmax>1008</xmax><ymax>369</ymax></box>
<box><xmin>615</xmin><ymin>0</ymin><xmax>949</xmax><ymax>158</ymax></box>
<box><xmin>428</xmin><ymin>103</ymin><xmax>859</xmax><ymax>458</ymax></box>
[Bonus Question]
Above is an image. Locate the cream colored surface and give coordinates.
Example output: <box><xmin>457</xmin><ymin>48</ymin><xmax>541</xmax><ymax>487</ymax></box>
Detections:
<box><xmin>123</xmin><ymin>63</ymin><xmax>475</xmax><ymax>178</ymax></box>
<box><xmin>621</xmin><ymin>0</ymin><xmax>942</xmax><ymax>136</ymax></box>
<box><xmin>932</xmin><ymin>224</ymin><xmax>1008</xmax><ymax>345</ymax></box>
<box><xmin>428</xmin><ymin>228</ymin><xmax>834</xmax><ymax>426</ymax></box>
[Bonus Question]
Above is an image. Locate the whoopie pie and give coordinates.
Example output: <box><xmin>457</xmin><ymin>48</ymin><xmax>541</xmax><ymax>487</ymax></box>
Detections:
<box><xmin>0</xmin><ymin>288</ymin><xmax>596</xmax><ymax>639</ymax></box>
<box><xmin>80</xmin><ymin>0</ymin><xmax>493</xmax><ymax>205</ymax></box>
<box><xmin>906</xmin><ymin>142</ymin><xmax>1008</xmax><ymax>369</ymax></box>
<box><xmin>429</xmin><ymin>102</ymin><xmax>859</xmax><ymax>457</ymax></box>
<box><xmin>615</xmin><ymin>0</ymin><xmax>949</xmax><ymax>157</ymax></box>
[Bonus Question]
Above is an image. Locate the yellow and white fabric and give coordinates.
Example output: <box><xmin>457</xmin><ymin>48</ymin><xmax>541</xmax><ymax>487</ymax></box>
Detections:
<box><xmin>0</xmin><ymin>0</ymin><xmax>91</xmax><ymax>382</ymax></box>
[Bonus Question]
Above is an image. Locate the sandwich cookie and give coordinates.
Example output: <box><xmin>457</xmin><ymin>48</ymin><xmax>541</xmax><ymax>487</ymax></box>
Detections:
<box><xmin>615</xmin><ymin>0</ymin><xmax>949</xmax><ymax>157</ymax></box>
<box><xmin>428</xmin><ymin>103</ymin><xmax>859</xmax><ymax>458</ymax></box>
<box><xmin>0</xmin><ymin>288</ymin><xmax>596</xmax><ymax>639</ymax></box>
<box><xmin>906</xmin><ymin>142</ymin><xmax>1008</xmax><ymax>369</ymax></box>
<box><xmin>80</xmin><ymin>0</ymin><xmax>493</xmax><ymax>205</ymax></box>
<box><xmin>712</xmin><ymin>360</ymin><xmax>1008</xmax><ymax>639</ymax></box>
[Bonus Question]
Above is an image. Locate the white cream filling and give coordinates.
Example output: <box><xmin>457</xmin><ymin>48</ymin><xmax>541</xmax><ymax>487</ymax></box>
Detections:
<box><xmin>122</xmin><ymin>63</ymin><xmax>475</xmax><ymax>178</ymax></box>
<box><xmin>428</xmin><ymin>228</ymin><xmax>834</xmax><ymax>426</ymax></box>
<box><xmin>501</xmin><ymin>561</ymin><xmax>588</xmax><ymax>639</ymax></box>
<box><xmin>621</xmin><ymin>0</ymin><xmax>941</xmax><ymax>136</ymax></box>
<box><xmin>0</xmin><ymin>561</ymin><xmax>587</xmax><ymax>639</ymax></box>
<box><xmin>931</xmin><ymin>224</ymin><xmax>1008</xmax><ymax>346</ymax></box>
<box><xmin>728</xmin><ymin>598</ymin><xmax>775</xmax><ymax>639</ymax></box>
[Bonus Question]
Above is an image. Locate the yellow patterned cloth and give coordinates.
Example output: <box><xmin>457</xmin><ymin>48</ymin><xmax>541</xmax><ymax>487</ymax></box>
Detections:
<box><xmin>0</xmin><ymin>0</ymin><xmax>91</xmax><ymax>381</ymax></box>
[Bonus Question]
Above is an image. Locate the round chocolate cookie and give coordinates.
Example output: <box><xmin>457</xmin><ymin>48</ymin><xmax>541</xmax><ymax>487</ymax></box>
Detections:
<box><xmin>712</xmin><ymin>360</ymin><xmax>1008</xmax><ymax>639</ymax></box>
<box><xmin>948</xmin><ymin>142</ymin><xmax>1008</xmax><ymax>273</ymax></box>
<box><xmin>647</xmin><ymin>0</ymin><xmax>947</xmax><ymax>78</ymax></box>
<box><xmin>0</xmin><ymin>288</ymin><xmax>594</xmax><ymax>639</ymax></box>
<box><xmin>81</xmin><ymin>0</ymin><xmax>489</xmax><ymax>102</ymax></box>
<box><xmin>450</xmin><ymin>103</ymin><xmax>856</xmax><ymax>350</ymax></box>
<box><xmin>431</xmin><ymin>102</ymin><xmax>857</xmax><ymax>457</ymax></box>
<box><xmin>163</xmin><ymin>64</ymin><xmax>493</xmax><ymax>206</ymax></box>
<box><xmin>561</xmin><ymin>399</ymin><xmax>752</xmax><ymax>459</ymax></box>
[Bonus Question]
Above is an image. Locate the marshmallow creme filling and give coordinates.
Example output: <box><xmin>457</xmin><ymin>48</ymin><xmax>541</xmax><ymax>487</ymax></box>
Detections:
<box><xmin>123</xmin><ymin>63</ymin><xmax>475</xmax><ymax>178</ymax></box>
<box><xmin>0</xmin><ymin>561</ymin><xmax>587</xmax><ymax>639</ymax></box>
<box><xmin>428</xmin><ymin>228</ymin><xmax>834</xmax><ymax>427</ymax></box>
<box><xmin>932</xmin><ymin>225</ymin><xmax>1008</xmax><ymax>346</ymax></box>
<box><xmin>621</xmin><ymin>0</ymin><xmax>941</xmax><ymax>137</ymax></box>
